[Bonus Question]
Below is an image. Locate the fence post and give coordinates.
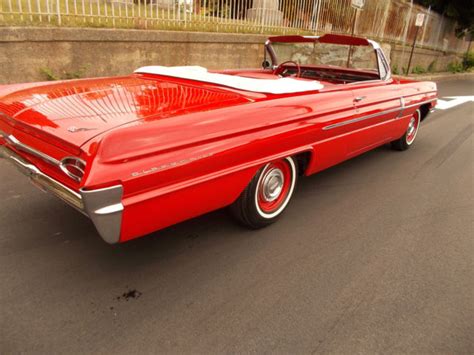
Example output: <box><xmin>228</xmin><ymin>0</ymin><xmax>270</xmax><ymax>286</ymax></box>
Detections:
<box><xmin>399</xmin><ymin>1</ymin><xmax>413</xmax><ymax>70</ymax></box>
<box><xmin>311</xmin><ymin>0</ymin><xmax>320</xmax><ymax>33</ymax></box>
<box><xmin>316</xmin><ymin>0</ymin><xmax>322</xmax><ymax>33</ymax></box>
<box><xmin>56</xmin><ymin>0</ymin><xmax>61</xmax><ymax>25</ymax></box>
<box><xmin>112</xmin><ymin>1</ymin><xmax>116</xmax><ymax>28</ymax></box>
<box><xmin>379</xmin><ymin>1</ymin><xmax>390</xmax><ymax>39</ymax></box>
<box><xmin>434</xmin><ymin>15</ymin><xmax>443</xmax><ymax>50</ymax></box>
<box><xmin>27</xmin><ymin>0</ymin><xmax>33</xmax><ymax>22</ymax></box>
<box><xmin>347</xmin><ymin>1</ymin><xmax>362</xmax><ymax>68</ymax></box>
<box><xmin>177</xmin><ymin>0</ymin><xmax>180</xmax><ymax>23</ymax></box>
<box><xmin>183</xmin><ymin>0</ymin><xmax>187</xmax><ymax>29</ymax></box>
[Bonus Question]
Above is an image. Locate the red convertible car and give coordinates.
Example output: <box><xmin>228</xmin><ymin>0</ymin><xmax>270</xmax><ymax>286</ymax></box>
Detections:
<box><xmin>0</xmin><ymin>34</ymin><xmax>437</xmax><ymax>244</ymax></box>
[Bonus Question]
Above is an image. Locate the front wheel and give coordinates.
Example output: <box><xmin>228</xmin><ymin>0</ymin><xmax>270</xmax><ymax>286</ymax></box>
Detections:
<box><xmin>391</xmin><ymin>109</ymin><xmax>421</xmax><ymax>151</ymax></box>
<box><xmin>230</xmin><ymin>156</ymin><xmax>298</xmax><ymax>229</ymax></box>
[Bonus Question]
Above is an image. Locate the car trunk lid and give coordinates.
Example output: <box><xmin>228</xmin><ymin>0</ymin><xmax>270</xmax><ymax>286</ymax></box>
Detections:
<box><xmin>0</xmin><ymin>75</ymin><xmax>254</xmax><ymax>150</ymax></box>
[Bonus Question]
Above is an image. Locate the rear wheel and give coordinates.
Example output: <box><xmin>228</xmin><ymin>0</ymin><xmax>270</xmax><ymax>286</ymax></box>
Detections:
<box><xmin>391</xmin><ymin>109</ymin><xmax>421</xmax><ymax>151</ymax></box>
<box><xmin>230</xmin><ymin>157</ymin><xmax>298</xmax><ymax>229</ymax></box>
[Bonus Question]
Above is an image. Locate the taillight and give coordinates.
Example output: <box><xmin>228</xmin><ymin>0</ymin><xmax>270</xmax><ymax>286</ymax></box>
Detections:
<box><xmin>59</xmin><ymin>157</ymin><xmax>86</xmax><ymax>182</ymax></box>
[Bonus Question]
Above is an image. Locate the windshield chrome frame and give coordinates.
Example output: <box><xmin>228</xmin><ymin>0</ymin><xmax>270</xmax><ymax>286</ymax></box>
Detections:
<box><xmin>264</xmin><ymin>37</ymin><xmax>391</xmax><ymax>82</ymax></box>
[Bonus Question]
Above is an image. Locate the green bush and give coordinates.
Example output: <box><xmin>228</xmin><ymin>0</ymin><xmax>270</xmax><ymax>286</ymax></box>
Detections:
<box><xmin>412</xmin><ymin>65</ymin><xmax>426</xmax><ymax>74</ymax></box>
<box><xmin>40</xmin><ymin>67</ymin><xmax>60</xmax><ymax>81</ymax></box>
<box><xmin>39</xmin><ymin>66</ymin><xmax>89</xmax><ymax>81</ymax></box>
<box><xmin>463</xmin><ymin>52</ymin><xmax>474</xmax><ymax>70</ymax></box>
<box><xmin>392</xmin><ymin>65</ymin><xmax>399</xmax><ymax>75</ymax></box>
<box><xmin>63</xmin><ymin>67</ymin><xmax>87</xmax><ymax>80</ymax></box>
<box><xmin>427</xmin><ymin>60</ymin><xmax>437</xmax><ymax>73</ymax></box>
<box><xmin>447</xmin><ymin>61</ymin><xmax>464</xmax><ymax>73</ymax></box>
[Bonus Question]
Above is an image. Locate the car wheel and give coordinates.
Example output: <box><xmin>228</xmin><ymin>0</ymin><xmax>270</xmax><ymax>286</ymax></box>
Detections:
<box><xmin>391</xmin><ymin>109</ymin><xmax>421</xmax><ymax>151</ymax></box>
<box><xmin>230</xmin><ymin>156</ymin><xmax>298</xmax><ymax>229</ymax></box>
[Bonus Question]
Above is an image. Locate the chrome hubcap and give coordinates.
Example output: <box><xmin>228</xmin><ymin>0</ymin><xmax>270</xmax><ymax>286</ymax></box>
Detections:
<box><xmin>261</xmin><ymin>168</ymin><xmax>285</xmax><ymax>202</ymax></box>
<box><xmin>406</xmin><ymin>113</ymin><xmax>419</xmax><ymax>145</ymax></box>
<box><xmin>407</xmin><ymin>117</ymin><xmax>416</xmax><ymax>136</ymax></box>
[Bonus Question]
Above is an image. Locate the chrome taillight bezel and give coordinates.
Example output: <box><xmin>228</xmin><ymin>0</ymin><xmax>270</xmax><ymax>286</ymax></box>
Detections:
<box><xmin>59</xmin><ymin>156</ymin><xmax>86</xmax><ymax>182</ymax></box>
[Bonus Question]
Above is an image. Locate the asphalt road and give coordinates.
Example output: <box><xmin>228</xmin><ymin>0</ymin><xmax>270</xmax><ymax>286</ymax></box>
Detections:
<box><xmin>1</xmin><ymin>79</ymin><xmax>473</xmax><ymax>354</ymax></box>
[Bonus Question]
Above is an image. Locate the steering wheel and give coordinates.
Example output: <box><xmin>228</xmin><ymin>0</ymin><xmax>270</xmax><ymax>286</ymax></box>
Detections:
<box><xmin>273</xmin><ymin>61</ymin><xmax>301</xmax><ymax>78</ymax></box>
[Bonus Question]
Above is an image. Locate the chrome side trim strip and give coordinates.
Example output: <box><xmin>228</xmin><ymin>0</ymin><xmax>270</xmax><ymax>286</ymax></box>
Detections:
<box><xmin>0</xmin><ymin>130</ymin><xmax>60</xmax><ymax>166</ymax></box>
<box><xmin>399</xmin><ymin>98</ymin><xmax>437</xmax><ymax>118</ymax></box>
<box><xmin>403</xmin><ymin>98</ymin><xmax>437</xmax><ymax>109</ymax></box>
<box><xmin>323</xmin><ymin>107</ymin><xmax>401</xmax><ymax>131</ymax></box>
<box><xmin>345</xmin><ymin>79</ymin><xmax>385</xmax><ymax>86</ymax></box>
<box><xmin>322</xmin><ymin>98</ymin><xmax>437</xmax><ymax>131</ymax></box>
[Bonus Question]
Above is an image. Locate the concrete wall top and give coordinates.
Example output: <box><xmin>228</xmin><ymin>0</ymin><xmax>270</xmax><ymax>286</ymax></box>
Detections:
<box><xmin>0</xmin><ymin>27</ymin><xmax>268</xmax><ymax>44</ymax></box>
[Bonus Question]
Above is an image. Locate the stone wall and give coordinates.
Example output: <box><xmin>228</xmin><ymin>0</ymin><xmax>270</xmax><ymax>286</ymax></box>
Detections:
<box><xmin>0</xmin><ymin>28</ymin><xmax>265</xmax><ymax>84</ymax></box>
<box><xmin>389</xmin><ymin>44</ymin><xmax>463</xmax><ymax>74</ymax></box>
<box><xmin>0</xmin><ymin>27</ymin><xmax>464</xmax><ymax>84</ymax></box>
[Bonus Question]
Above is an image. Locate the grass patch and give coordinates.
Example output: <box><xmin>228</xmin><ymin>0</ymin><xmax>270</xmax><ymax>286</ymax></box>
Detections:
<box><xmin>39</xmin><ymin>65</ymin><xmax>89</xmax><ymax>80</ymax></box>
<box><xmin>447</xmin><ymin>61</ymin><xmax>464</xmax><ymax>73</ymax></box>
<box><xmin>411</xmin><ymin>65</ymin><xmax>426</xmax><ymax>74</ymax></box>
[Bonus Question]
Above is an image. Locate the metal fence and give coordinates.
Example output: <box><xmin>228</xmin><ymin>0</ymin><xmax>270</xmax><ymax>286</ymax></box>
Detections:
<box><xmin>0</xmin><ymin>0</ymin><xmax>470</xmax><ymax>53</ymax></box>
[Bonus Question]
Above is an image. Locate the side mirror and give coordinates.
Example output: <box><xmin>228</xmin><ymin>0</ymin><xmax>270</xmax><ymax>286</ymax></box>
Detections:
<box><xmin>262</xmin><ymin>60</ymin><xmax>271</xmax><ymax>69</ymax></box>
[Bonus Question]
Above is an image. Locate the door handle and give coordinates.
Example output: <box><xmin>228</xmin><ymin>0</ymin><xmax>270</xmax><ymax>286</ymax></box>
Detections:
<box><xmin>354</xmin><ymin>96</ymin><xmax>366</xmax><ymax>102</ymax></box>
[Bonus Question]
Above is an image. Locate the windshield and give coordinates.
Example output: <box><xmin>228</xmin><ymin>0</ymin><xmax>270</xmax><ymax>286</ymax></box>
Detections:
<box><xmin>269</xmin><ymin>42</ymin><xmax>379</xmax><ymax>73</ymax></box>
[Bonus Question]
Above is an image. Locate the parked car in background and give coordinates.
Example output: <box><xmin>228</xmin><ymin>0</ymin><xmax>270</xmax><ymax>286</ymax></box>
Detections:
<box><xmin>0</xmin><ymin>34</ymin><xmax>437</xmax><ymax>244</ymax></box>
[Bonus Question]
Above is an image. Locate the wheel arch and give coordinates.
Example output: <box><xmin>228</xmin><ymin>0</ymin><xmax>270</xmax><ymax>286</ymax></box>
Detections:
<box><xmin>232</xmin><ymin>148</ymin><xmax>313</xmax><ymax>201</ymax></box>
<box><xmin>419</xmin><ymin>103</ymin><xmax>431</xmax><ymax>122</ymax></box>
<box><xmin>294</xmin><ymin>150</ymin><xmax>313</xmax><ymax>176</ymax></box>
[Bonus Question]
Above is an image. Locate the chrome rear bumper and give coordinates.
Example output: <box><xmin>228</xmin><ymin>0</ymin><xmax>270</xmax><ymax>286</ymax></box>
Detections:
<box><xmin>0</xmin><ymin>145</ymin><xmax>123</xmax><ymax>244</ymax></box>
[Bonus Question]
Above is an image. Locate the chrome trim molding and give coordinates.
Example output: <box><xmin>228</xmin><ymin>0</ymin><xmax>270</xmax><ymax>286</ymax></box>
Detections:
<box><xmin>0</xmin><ymin>145</ymin><xmax>123</xmax><ymax>244</ymax></box>
<box><xmin>346</xmin><ymin>79</ymin><xmax>388</xmax><ymax>86</ymax></box>
<box><xmin>0</xmin><ymin>145</ymin><xmax>84</xmax><ymax>211</ymax></box>
<box><xmin>60</xmin><ymin>156</ymin><xmax>86</xmax><ymax>182</ymax></box>
<box><xmin>0</xmin><ymin>130</ymin><xmax>86</xmax><ymax>183</ymax></box>
<box><xmin>0</xmin><ymin>130</ymin><xmax>60</xmax><ymax>166</ymax></box>
<box><xmin>399</xmin><ymin>98</ymin><xmax>437</xmax><ymax>118</ymax></box>
<box><xmin>80</xmin><ymin>185</ymin><xmax>124</xmax><ymax>244</ymax></box>
<box><xmin>322</xmin><ymin>98</ymin><xmax>436</xmax><ymax>131</ymax></box>
<box><xmin>367</xmin><ymin>39</ymin><xmax>382</xmax><ymax>50</ymax></box>
<box><xmin>323</xmin><ymin>107</ymin><xmax>401</xmax><ymax>130</ymax></box>
<box><xmin>375</xmin><ymin>48</ymin><xmax>391</xmax><ymax>81</ymax></box>
<box><xmin>400</xmin><ymin>97</ymin><xmax>405</xmax><ymax>109</ymax></box>
<box><xmin>396</xmin><ymin>97</ymin><xmax>405</xmax><ymax>118</ymax></box>
<box><xmin>403</xmin><ymin>98</ymin><xmax>436</xmax><ymax>109</ymax></box>
<box><xmin>266</xmin><ymin>36</ymin><xmax>389</xmax><ymax>80</ymax></box>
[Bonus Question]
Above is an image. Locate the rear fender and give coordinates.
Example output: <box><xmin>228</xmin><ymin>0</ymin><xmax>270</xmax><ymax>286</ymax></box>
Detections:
<box><xmin>118</xmin><ymin>146</ymin><xmax>314</xmax><ymax>242</ymax></box>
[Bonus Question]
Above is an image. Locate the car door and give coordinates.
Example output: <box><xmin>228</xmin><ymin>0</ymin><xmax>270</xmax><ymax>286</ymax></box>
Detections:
<box><xmin>345</xmin><ymin>80</ymin><xmax>402</xmax><ymax>157</ymax></box>
<box><xmin>305</xmin><ymin>89</ymin><xmax>359</xmax><ymax>174</ymax></box>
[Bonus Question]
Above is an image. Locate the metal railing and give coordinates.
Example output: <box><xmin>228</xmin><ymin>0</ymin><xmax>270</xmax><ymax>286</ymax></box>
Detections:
<box><xmin>0</xmin><ymin>0</ymin><xmax>470</xmax><ymax>53</ymax></box>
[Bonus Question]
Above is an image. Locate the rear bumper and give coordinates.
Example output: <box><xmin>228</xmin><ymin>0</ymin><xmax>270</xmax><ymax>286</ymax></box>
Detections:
<box><xmin>0</xmin><ymin>145</ymin><xmax>124</xmax><ymax>244</ymax></box>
